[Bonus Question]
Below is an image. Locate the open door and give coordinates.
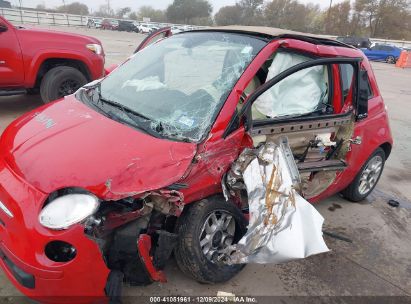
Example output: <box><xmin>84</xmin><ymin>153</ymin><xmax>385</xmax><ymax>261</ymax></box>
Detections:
<box><xmin>236</xmin><ymin>57</ymin><xmax>366</xmax><ymax>199</ymax></box>
<box><xmin>134</xmin><ymin>27</ymin><xmax>172</xmax><ymax>53</ymax></box>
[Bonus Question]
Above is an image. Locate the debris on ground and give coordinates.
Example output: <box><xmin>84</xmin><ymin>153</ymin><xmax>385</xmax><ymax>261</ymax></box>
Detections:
<box><xmin>388</xmin><ymin>199</ymin><xmax>400</xmax><ymax>208</ymax></box>
<box><xmin>323</xmin><ymin>230</ymin><xmax>353</xmax><ymax>243</ymax></box>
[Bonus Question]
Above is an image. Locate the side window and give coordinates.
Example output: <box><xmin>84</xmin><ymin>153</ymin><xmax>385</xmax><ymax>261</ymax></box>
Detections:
<box><xmin>251</xmin><ymin>60</ymin><xmax>330</xmax><ymax>120</ymax></box>
<box><xmin>339</xmin><ymin>64</ymin><xmax>354</xmax><ymax>103</ymax></box>
<box><xmin>366</xmin><ymin>77</ymin><xmax>374</xmax><ymax>99</ymax></box>
<box><xmin>340</xmin><ymin>63</ymin><xmax>373</xmax><ymax>102</ymax></box>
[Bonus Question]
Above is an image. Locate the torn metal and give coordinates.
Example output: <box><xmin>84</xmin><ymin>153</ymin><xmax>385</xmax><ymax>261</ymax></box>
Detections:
<box><xmin>223</xmin><ymin>138</ymin><xmax>329</xmax><ymax>264</ymax></box>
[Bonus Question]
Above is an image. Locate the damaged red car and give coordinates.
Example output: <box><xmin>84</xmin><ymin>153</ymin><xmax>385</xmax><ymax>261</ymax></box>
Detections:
<box><xmin>0</xmin><ymin>26</ymin><xmax>392</xmax><ymax>302</ymax></box>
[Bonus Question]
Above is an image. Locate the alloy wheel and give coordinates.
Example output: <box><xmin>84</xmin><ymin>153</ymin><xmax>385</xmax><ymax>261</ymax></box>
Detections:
<box><xmin>199</xmin><ymin>210</ymin><xmax>236</xmax><ymax>263</ymax></box>
<box><xmin>358</xmin><ymin>155</ymin><xmax>383</xmax><ymax>195</ymax></box>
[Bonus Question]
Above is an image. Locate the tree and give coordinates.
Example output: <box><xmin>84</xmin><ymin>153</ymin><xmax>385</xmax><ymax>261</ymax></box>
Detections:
<box><xmin>354</xmin><ymin>0</ymin><xmax>411</xmax><ymax>39</ymax></box>
<box><xmin>137</xmin><ymin>6</ymin><xmax>166</xmax><ymax>22</ymax></box>
<box><xmin>325</xmin><ymin>1</ymin><xmax>351</xmax><ymax>35</ymax></box>
<box><xmin>36</xmin><ymin>4</ymin><xmax>46</xmax><ymax>11</ymax></box>
<box><xmin>264</xmin><ymin>0</ymin><xmax>321</xmax><ymax>33</ymax></box>
<box><xmin>116</xmin><ymin>7</ymin><xmax>131</xmax><ymax>19</ymax></box>
<box><xmin>94</xmin><ymin>4</ymin><xmax>114</xmax><ymax>17</ymax></box>
<box><xmin>166</xmin><ymin>0</ymin><xmax>212</xmax><ymax>24</ymax></box>
<box><xmin>215</xmin><ymin>5</ymin><xmax>244</xmax><ymax>25</ymax></box>
<box><xmin>56</xmin><ymin>2</ymin><xmax>89</xmax><ymax>15</ymax></box>
<box><xmin>237</xmin><ymin>0</ymin><xmax>265</xmax><ymax>25</ymax></box>
<box><xmin>128</xmin><ymin>12</ymin><xmax>138</xmax><ymax>20</ymax></box>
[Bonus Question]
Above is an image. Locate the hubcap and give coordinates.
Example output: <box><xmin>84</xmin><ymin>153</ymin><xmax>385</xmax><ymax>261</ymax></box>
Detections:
<box><xmin>358</xmin><ymin>155</ymin><xmax>383</xmax><ymax>195</ymax></box>
<box><xmin>58</xmin><ymin>79</ymin><xmax>80</xmax><ymax>97</ymax></box>
<box><xmin>199</xmin><ymin>211</ymin><xmax>236</xmax><ymax>263</ymax></box>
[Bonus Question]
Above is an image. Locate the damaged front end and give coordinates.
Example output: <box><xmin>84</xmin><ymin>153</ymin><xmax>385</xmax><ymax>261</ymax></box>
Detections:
<box><xmin>81</xmin><ymin>189</ymin><xmax>185</xmax><ymax>296</ymax></box>
<box><xmin>222</xmin><ymin>137</ymin><xmax>329</xmax><ymax>264</ymax></box>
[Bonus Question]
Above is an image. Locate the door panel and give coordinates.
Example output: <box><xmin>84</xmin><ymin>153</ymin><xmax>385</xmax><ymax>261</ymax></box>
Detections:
<box><xmin>240</xmin><ymin>57</ymin><xmax>363</xmax><ymax>199</ymax></box>
<box><xmin>0</xmin><ymin>20</ymin><xmax>24</xmax><ymax>87</ymax></box>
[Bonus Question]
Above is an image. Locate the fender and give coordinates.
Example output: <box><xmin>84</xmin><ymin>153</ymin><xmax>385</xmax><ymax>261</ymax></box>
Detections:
<box><xmin>23</xmin><ymin>49</ymin><xmax>101</xmax><ymax>88</ymax></box>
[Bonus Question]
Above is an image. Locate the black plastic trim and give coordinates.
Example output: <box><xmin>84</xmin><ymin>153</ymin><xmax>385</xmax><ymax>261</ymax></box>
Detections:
<box><xmin>0</xmin><ymin>249</ymin><xmax>35</xmax><ymax>289</ymax></box>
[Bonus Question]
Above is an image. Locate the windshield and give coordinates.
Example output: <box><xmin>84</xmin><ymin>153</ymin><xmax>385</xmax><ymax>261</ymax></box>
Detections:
<box><xmin>98</xmin><ymin>32</ymin><xmax>266</xmax><ymax>142</ymax></box>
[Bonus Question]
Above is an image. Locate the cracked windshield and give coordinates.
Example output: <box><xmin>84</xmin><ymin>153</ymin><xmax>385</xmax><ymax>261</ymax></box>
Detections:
<box><xmin>98</xmin><ymin>32</ymin><xmax>266</xmax><ymax>141</ymax></box>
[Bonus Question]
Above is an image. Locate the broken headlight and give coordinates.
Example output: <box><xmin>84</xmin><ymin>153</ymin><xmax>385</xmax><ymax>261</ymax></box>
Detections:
<box><xmin>39</xmin><ymin>194</ymin><xmax>100</xmax><ymax>230</ymax></box>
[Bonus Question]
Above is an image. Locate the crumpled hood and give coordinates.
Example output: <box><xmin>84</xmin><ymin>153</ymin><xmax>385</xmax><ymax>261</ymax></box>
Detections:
<box><xmin>0</xmin><ymin>96</ymin><xmax>197</xmax><ymax>199</ymax></box>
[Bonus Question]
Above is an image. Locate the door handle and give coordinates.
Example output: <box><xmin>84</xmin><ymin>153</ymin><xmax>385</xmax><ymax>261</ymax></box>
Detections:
<box><xmin>349</xmin><ymin>136</ymin><xmax>362</xmax><ymax>145</ymax></box>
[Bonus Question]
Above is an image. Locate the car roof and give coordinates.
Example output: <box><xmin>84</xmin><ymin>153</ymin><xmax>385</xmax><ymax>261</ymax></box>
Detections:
<box><xmin>193</xmin><ymin>25</ymin><xmax>355</xmax><ymax>49</ymax></box>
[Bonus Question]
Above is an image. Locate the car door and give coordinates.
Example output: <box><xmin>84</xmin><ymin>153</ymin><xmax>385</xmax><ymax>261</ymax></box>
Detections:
<box><xmin>237</xmin><ymin>56</ymin><xmax>368</xmax><ymax>200</ymax></box>
<box><xmin>134</xmin><ymin>27</ymin><xmax>172</xmax><ymax>53</ymax></box>
<box><xmin>0</xmin><ymin>17</ymin><xmax>24</xmax><ymax>87</ymax></box>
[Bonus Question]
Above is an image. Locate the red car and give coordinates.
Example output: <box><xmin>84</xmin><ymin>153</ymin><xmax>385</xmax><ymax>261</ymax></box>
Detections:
<box><xmin>101</xmin><ymin>19</ymin><xmax>119</xmax><ymax>31</ymax></box>
<box><xmin>0</xmin><ymin>27</ymin><xmax>392</xmax><ymax>302</ymax></box>
<box><xmin>0</xmin><ymin>16</ymin><xmax>105</xmax><ymax>103</ymax></box>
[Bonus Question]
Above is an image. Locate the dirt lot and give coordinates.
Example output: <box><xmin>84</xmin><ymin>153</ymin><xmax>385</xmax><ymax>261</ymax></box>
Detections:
<box><xmin>1</xmin><ymin>26</ymin><xmax>411</xmax><ymax>303</ymax></box>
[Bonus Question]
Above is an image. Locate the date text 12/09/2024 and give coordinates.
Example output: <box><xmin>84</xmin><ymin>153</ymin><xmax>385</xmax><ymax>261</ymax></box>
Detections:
<box><xmin>149</xmin><ymin>296</ymin><xmax>258</xmax><ymax>303</ymax></box>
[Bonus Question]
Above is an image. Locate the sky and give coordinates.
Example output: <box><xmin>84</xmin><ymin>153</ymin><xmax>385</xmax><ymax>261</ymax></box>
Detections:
<box><xmin>12</xmin><ymin>0</ymin><xmax>346</xmax><ymax>13</ymax></box>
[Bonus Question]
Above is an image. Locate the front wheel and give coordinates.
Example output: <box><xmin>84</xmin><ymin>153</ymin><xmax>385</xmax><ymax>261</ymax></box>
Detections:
<box><xmin>174</xmin><ymin>196</ymin><xmax>247</xmax><ymax>284</ymax></box>
<box><xmin>40</xmin><ymin>66</ymin><xmax>87</xmax><ymax>103</ymax></box>
<box><xmin>341</xmin><ymin>148</ymin><xmax>385</xmax><ymax>202</ymax></box>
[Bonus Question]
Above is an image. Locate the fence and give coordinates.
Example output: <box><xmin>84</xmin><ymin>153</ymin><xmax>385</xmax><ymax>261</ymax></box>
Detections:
<box><xmin>0</xmin><ymin>7</ymin><xmax>88</xmax><ymax>26</ymax></box>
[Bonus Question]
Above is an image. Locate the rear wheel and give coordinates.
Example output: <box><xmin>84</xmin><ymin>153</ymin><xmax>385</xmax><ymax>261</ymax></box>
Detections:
<box><xmin>341</xmin><ymin>148</ymin><xmax>385</xmax><ymax>202</ymax></box>
<box><xmin>174</xmin><ymin>196</ymin><xmax>247</xmax><ymax>284</ymax></box>
<box><xmin>40</xmin><ymin>66</ymin><xmax>87</xmax><ymax>103</ymax></box>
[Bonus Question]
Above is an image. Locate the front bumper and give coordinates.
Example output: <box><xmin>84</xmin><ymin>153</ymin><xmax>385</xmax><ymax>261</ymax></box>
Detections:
<box><xmin>0</xmin><ymin>159</ymin><xmax>110</xmax><ymax>303</ymax></box>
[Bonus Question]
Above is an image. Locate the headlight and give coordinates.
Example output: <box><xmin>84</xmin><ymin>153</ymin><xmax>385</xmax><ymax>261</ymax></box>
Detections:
<box><xmin>39</xmin><ymin>194</ymin><xmax>99</xmax><ymax>230</ymax></box>
<box><xmin>86</xmin><ymin>43</ymin><xmax>103</xmax><ymax>55</ymax></box>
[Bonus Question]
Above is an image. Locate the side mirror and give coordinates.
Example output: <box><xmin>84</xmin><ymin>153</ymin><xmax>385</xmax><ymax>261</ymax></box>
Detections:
<box><xmin>0</xmin><ymin>23</ymin><xmax>8</xmax><ymax>33</ymax></box>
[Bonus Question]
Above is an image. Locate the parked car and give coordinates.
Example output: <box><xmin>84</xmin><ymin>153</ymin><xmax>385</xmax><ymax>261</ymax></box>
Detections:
<box><xmin>117</xmin><ymin>20</ymin><xmax>138</xmax><ymax>32</ymax></box>
<box><xmin>86</xmin><ymin>18</ymin><xmax>102</xmax><ymax>29</ymax></box>
<box><xmin>101</xmin><ymin>19</ymin><xmax>119</xmax><ymax>30</ymax></box>
<box><xmin>138</xmin><ymin>23</ymin><xmax>159</xmax><ymax>34</ymax></box>
<box><xmin>336</xmin><ymin>36</ymin><xmax>371</xmax><ymax>49</ymax></box>
<box><xmin>361</xmin><ymin>44</ymin><xmax>402</xmax><ymax>64</ymax></box>
<box><xmin>0</xmin><ymin>16</ymin><xmax>105</xmax><ymax>102</ymax></box>
<box><xmin>171</xmin><ymin>25</ymin><xmax>183</xmax><ymax>34</ymax></box>
<box><xmin>0</xmin><ymin>26</ymin><xmax>392</xmax><ymax>302</ymax></box>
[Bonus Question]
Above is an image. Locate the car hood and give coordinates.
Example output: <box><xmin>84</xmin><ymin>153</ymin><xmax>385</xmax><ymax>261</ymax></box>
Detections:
<box><xmin>16</xmin><ymin>26</ymin><xmax>102</xmax><ymax>51</ymax></box>
<box><xmin>17</xmin><ymin>26</ymin><xmax>101</xmax><ymax>44</ymax></box>
<box><xmin>0</xmin><ymin>96</ymin><xmax>197</xmax><ymax>200</ymax></box>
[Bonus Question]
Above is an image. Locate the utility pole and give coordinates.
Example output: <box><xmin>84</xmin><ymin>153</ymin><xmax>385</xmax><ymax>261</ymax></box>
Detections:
<box><xmin>107</xmin><ymin>0</ymin><xmax>110</xmax><ymax>15</ymax></box>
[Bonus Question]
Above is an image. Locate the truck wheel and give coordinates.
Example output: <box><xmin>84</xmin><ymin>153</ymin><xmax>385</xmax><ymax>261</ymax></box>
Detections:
<box><xmin>341</xmin><ymin>148</ymin><xmax>385</xmax><ymax>202</ymax></box>
<box><xmin>40</xmin><ymin>66</ymin><xmax>87</xmax><ymax>103</ymax></box>
<box><xmin>174</xmin><ymin>196</ymin><xmax>247</xmax><ymax>284</ymax></box>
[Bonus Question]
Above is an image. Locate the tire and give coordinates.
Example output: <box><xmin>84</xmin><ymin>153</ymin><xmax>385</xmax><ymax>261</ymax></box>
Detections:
<box><xmin>174</xmin><ymin>196</ymin><xmax>247</xmax><ymax>284</ymax></box>
<box><xmin>386</xmin><ymin>55</ymin><xmax>396</xmax><ymax>64</ymax></box>
<box><xmin>40</xmin><ymin>66</ymin><xmax>87</xmax><ymax>103</ymax></box>
<box><xmin>341</xmin><ymin>147</ymin><xmax>385</xmax><ymax>202</ymax></box>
